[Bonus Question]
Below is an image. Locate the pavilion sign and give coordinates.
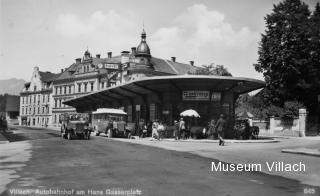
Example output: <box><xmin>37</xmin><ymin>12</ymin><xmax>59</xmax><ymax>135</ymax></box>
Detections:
<box><xmin>182</xmin><ymin>90</ymin><xmax>210</xmax><ymax>101</ymax></box>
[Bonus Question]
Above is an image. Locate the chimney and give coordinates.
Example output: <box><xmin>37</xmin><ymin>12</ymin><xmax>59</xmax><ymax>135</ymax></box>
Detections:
<box><xmin>61</xmin><ymin>69</ymin><xmax>64</xmax><ymax>73</ymax></box>
<box><xmin>107</xmin><ymin>52</ymin><xmax>112</xmax><ymax>58</ymax></box>
<box><xmin>96</xmin><ymin>54</ymin><xmax>101</xmax><ymax>58</ymax></box>
<box><xmin>121</xmin><ymin>51</ymin><xmax>130</xmax><ymax>64</ymax></box>
<box><xmin>75</xmin><ymin>58</ymin><xmax>82</xmax><ymax>64</ymax></box>
<box><xmin>190</xmin><ymin>61</ymin><xmax>194</xmax><ymax>66</ymax></box>
<box><xmin>131</xmin><ymin>47</ymin><xmax>136</xmax><ymax>55</ymax></box>
<box><xmin>171</xmin><ymin>57</ymin><xmax>176</xmax><ymax>62</ymax></box>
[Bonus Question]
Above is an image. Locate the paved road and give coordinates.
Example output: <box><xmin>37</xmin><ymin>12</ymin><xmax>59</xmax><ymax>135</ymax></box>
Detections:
<box><xmin>0</xmin><ymin>126</ymin><xmax>318</xmax><ymax>196</ymax></box>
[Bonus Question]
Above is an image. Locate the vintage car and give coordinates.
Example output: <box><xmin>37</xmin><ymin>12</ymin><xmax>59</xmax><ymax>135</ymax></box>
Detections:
<box><xmin>92</xmin><ymin>108</ymin><xmax>131</xmax><ymax>138</ymax></box>
<box><xmin>61</xmin><ymin>120</ymin><xmax>91</xmax><ymax>140</ymax></box>
<box><xmin>234</xmin><ymin>119</ymin><xmax>259</xmax><ymax>139</ymax></box>
<box><xmin>0</xmin><ymin>118</ymin><xmax>8</xmax><ymax>131</ymax></box>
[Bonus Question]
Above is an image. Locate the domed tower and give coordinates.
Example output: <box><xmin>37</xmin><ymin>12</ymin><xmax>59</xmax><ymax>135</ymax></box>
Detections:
<box><xmin>135</xmin><ymin>29</ymin><xmax>152</xmax><ymax>68</ymax></box>
<box><xmin>126</xmin><ymin>28</ymin><xmax>154</xmax><ymax>81</ymax></box>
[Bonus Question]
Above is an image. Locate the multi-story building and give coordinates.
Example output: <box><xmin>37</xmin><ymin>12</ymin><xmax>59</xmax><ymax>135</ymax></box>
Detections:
<box><xmin>51</xmin><ymin>50</ymin><xmax>124</xmax><ymax>126</ymax></box>
<box><xmin>50</xmin><ymin>28</ymin><xmax>197</xmax><ymax>126</ymax></box>
<box><xmin>19</xmin><ymin>67</ymin><xmax>60</xmax><ymax>126</ymax></box>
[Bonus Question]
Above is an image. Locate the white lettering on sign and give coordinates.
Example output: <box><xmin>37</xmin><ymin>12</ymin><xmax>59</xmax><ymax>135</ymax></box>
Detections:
<box><xmin>211</xmin><ymin>92</ymin><xmax>222</xmax><ymax>101</ymax></box>
<box><xmin>104</xmin><ymin>64</ymin><xmax>119</xmax><ymax>69</ymax></box>
<box><xmin>182</xmin><ymin>91</ymin><xmax>210</xmax><ymax>101</ymax></box>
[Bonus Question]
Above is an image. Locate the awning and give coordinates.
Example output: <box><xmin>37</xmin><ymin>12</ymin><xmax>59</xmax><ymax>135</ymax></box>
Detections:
<box><xmin>64</xmin><ymin>75</ymin><xmax>265</xmax><ymax>109</ymax></box>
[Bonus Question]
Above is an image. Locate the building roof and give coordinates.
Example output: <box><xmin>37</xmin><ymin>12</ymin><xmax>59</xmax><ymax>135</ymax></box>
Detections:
<box><xmin>39</xmin><ymin>71</ymin><xmax>60</xmax><ymax>82</ymax></box>
<box><xmin>151</xmin><ymin>57</ymin><xmax>197</xmax><ymax>75</ymax></box>
<box><xmin>54</xmin><ymin>56</ymin><xmax>122</xmax><ymax>82</ymax></box>
<box><xmin>5</xmin><ymin>95</ymin><xmax>19</xmax><ymax>112</ymax></box>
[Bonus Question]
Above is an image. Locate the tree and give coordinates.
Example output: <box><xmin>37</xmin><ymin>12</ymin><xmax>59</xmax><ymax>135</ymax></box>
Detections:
<box><xmin>193</xmin><ymin>63</ymin><xmax>232</xmax><ymax>76</ymax></box>
<box><xmin>254</xmin><ymin>0</ymin><xmax>313</xmax><ymax>109</ymax></box>
<box><xmin>309</xmin><ymin>3</ymin><xmax>320</xmax><ymax>97</ymax></box>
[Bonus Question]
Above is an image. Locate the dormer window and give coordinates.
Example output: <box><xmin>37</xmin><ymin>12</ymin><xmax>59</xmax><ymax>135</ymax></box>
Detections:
<box><xmin>34</xmin><ymin>86</ymin><xmax>37</xmax><ymax>91</ymax></box>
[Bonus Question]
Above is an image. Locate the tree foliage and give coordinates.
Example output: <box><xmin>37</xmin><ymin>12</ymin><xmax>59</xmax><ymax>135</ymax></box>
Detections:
<box><xmin>193</xmin><ymin>63</ymin><xmax>232</xmax><ymax>76</ymax></box>
<box><xmin>236</xmin><ymin>93</ymin><xmax>304</xmax><ymax>119</ymax></box>
<box><xmin>254</xmin><ymin>0</ymin><xmax>320</xmax><ymax>113</ymax></box>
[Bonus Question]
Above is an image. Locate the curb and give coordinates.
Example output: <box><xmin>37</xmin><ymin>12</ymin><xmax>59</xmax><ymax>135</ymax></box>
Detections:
<box><xmin>281</xmin><ymin>149</ymin><xmax>320</xmax><ymax>157</ymax></box>
<box><xmin>111</xmin><ymin>137</ymin><xmax>279</xmax><ymax>143</ymax></box>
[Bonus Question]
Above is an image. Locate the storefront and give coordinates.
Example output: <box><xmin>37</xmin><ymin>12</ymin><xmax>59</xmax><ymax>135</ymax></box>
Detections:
<box><xmin>64</xmin><ymin>75</ymin><xmax>264</xmax><ymax>137</ymax></box>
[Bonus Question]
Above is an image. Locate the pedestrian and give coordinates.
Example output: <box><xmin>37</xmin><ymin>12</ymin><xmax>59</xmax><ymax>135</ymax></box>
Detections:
<box><xmin>179</xmin><ymin>118</ymin><xmax>186</xmax><ymax>140</ymax></box>
<box><xmin>208</xmin><ymin>119</ymin><xmax>216</xmax><ymax>139</ymax></box>
<box><xmin>173</xmin><ymin>120</ymin><xmax>180</xmax><ymax>140</ymax></box>
<box><xmin>152</xmin><ymin>121</ymin><xmax>159</xmax><ymax>140</ymax></box>
<box><xmin>141</xmin><ymin>123</ymin><xmax>148</xmax><ymax>138</ymax></box>
<box><xmin>215</xmin><ymin>114</ymin><xmax>227</xmax><ymax>146</ymax></box>
<box><xmin>157</xmin><ymin>121</ymin><xmax>165</xmax><ymax>140</ymax></box>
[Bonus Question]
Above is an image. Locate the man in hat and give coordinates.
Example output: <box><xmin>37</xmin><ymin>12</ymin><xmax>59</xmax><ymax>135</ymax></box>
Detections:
<box><xmin>179</xmin><ymin>118</ymin><xmax>186</xmax><ymax>139</ymax></box>
<box><xmin>215</xmin><ymin>114</ymin><xmax>226</xmax><ymax>146</ymax></box>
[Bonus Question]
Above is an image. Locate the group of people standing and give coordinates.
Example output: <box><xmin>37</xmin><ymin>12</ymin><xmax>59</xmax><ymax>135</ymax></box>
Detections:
<box><xmin>207</xmin><ymin>114</ymin><xmax>227</xmax><ymax>146</ymax></box>
<box><xmin>140</xmin><ymin>114</ymin><xmax>227</xmax><ymax>146</ymax></box>
<box><xmin>173</xmin><ymin>117</ymin><xmax>187</xmax><ymax>140</ymax></box>
<box><xmin>151</xmin><ymin>120</ymin><xmax>165</xmax><ymax>140</ymax></box>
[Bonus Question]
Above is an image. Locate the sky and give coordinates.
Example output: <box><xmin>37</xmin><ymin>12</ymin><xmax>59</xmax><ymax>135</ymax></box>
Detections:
<box><xmin>0</xmin><ymin>0</ymin><xmax>318</xmax><ymax>81</ymax></box>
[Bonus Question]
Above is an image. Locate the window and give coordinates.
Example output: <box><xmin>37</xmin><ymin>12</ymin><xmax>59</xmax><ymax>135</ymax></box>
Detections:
<box><xmin>69</xmin><ymin>85</ymin><xmax>72</xmax><ymax>94</ymax></box>
<box><xmin>55</xmin><ymin>99</ymin><xmax>57</xmax><ymax>108</ymax></box>
<box><xmin>47</xmin><ymin>95</ymin><xmax>50</xmax><ymax>102</ymax></box>
<box><xmin>91</xmin><ymin>82</ymin><xmax>94</xmax><ymax>91</ymax></box>
<box><xmin>84</xmin><ymin>83</ymin><xmax>87</xmax><ymax>92</ymax></box>
<box><xmin>34</xmin><ymin>86</ymin><xmax>37</xmax><ymax>91</ymax></box>
<box><xmin>78</xmin><ymin>83</ymin><xmax>81</xmax><ymax>93</ymax></box>
<box><xmin>42</xmin><ymin>107</ymin><xmax>45</xmax><ymax>114</ymax></box>
<box><xmin>101</xmin><ymin>82</ymin><xmax>104</xmax><ymax>89</ymax></box>
<box><xmin>55</xmin><ymin>87</ymin><xmax>58</xmax><ymax>95</ymax></box>
<box><xmin>38</xmin><ymin>107</ymin><xmax>40</xmax><ymax>114</ymax></box>
<box><xmin>38</xmin><ymin>95</ymin><xmax>40</xmax><ymax>103</ymax></box>
<box><xmin>43</xmin><ymin>95</ymin><xmax>45</xmax><ymax>103</ymax></box>
<box><xmin>64</xmin><ymin>86</ymin><xmax>66</xmax><ymax>94</ymax></box>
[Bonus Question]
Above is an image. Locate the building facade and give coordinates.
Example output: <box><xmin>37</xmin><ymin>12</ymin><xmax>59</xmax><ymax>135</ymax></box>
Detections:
<box><xmin>51</xmin><ymin>50</ymin><xmax>124</xmax><ymax>126</ymax></box>
<box><xmin>51</xmin><ymin>29</ymin><xmax>197</xmax><ymax>126</ymax></box>
<box><xmin>19</xmin><ymin>29</ymin><xmax>197</xmax><ymax>127</ymax></box>
<box><xmin>19</xmin><ymin>67</ymin><xmax>59</xmax><ymax>126</ymax></box>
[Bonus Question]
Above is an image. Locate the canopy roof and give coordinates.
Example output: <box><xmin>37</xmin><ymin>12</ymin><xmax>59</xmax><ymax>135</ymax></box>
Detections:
<box><xmin>64</xmin><ymin>75</ymin><xmax>265</xmax><ymax>109</ymax></box>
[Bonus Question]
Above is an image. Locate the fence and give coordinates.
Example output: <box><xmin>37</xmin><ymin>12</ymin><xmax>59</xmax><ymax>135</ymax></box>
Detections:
<box><xmin>252</xmin><ymin>108</ymin><xmax>318</xmax><ymax>137</ymax></box>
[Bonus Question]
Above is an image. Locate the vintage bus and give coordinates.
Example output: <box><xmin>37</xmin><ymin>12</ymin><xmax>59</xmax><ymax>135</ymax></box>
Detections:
<box><xmin>91</xmin><ymin>108</ymin><xmax>132</xmax><ymax>138</ymax></box>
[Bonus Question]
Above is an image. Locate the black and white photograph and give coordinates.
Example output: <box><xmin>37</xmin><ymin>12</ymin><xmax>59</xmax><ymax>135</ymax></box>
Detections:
<box><xmin>0</xmin><ymin>0</ymin><xmax>320</xmax><ymax>195</ymax></box>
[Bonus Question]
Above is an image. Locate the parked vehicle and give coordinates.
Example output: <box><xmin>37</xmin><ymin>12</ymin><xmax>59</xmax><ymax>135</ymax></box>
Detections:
<box><xmin>91</xmin><ymin>108</ymin><xmax>131</xmax><ymax>138</ymax></box>
<box><xmin>60</xmin><ymin>114</ymin><xmax>92</xmax><ymax>140</ymax></box>
<box><xmin>234</xmin><ymin>119</ymin><xmax>259</xmax><ymax>139</ymax></box>
<box><xmin>0</xmin><ymin>118</ymin><xmax>8</xmax><ymax>131</ymax></box>
<box><xmin>61</xmin><ymin>120</ymin><xmax>91</xmax><ymax>140</ymax></box>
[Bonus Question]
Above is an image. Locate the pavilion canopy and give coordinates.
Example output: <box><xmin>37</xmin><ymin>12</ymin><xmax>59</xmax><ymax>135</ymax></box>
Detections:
<box><xmin>64</xmin><ymin>75</ymin><xmax>265</xmax><ymax>110</ymax></box>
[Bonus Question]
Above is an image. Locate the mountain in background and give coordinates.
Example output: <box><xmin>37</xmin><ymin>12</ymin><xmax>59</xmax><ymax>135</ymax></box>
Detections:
<box><xmin>0</xmin><ymin>78</ymin><xmax>26</xmax><ymax>95</ymax></box>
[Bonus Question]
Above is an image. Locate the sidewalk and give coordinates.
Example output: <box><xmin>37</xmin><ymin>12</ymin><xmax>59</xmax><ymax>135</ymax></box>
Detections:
<box><xmin>110</xmin><ymin>136</ymin><xmax>320</xmax><ymax>186</ymax></box>
<box><xmin>0</xmin><ymin>132</ymin><xmax>9</xmax><ymax>144</ymax></box>
<box><xmin>282</xmin><ymin>148</ymin><xmax>320</xmax><ymax>157</ymax></box>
